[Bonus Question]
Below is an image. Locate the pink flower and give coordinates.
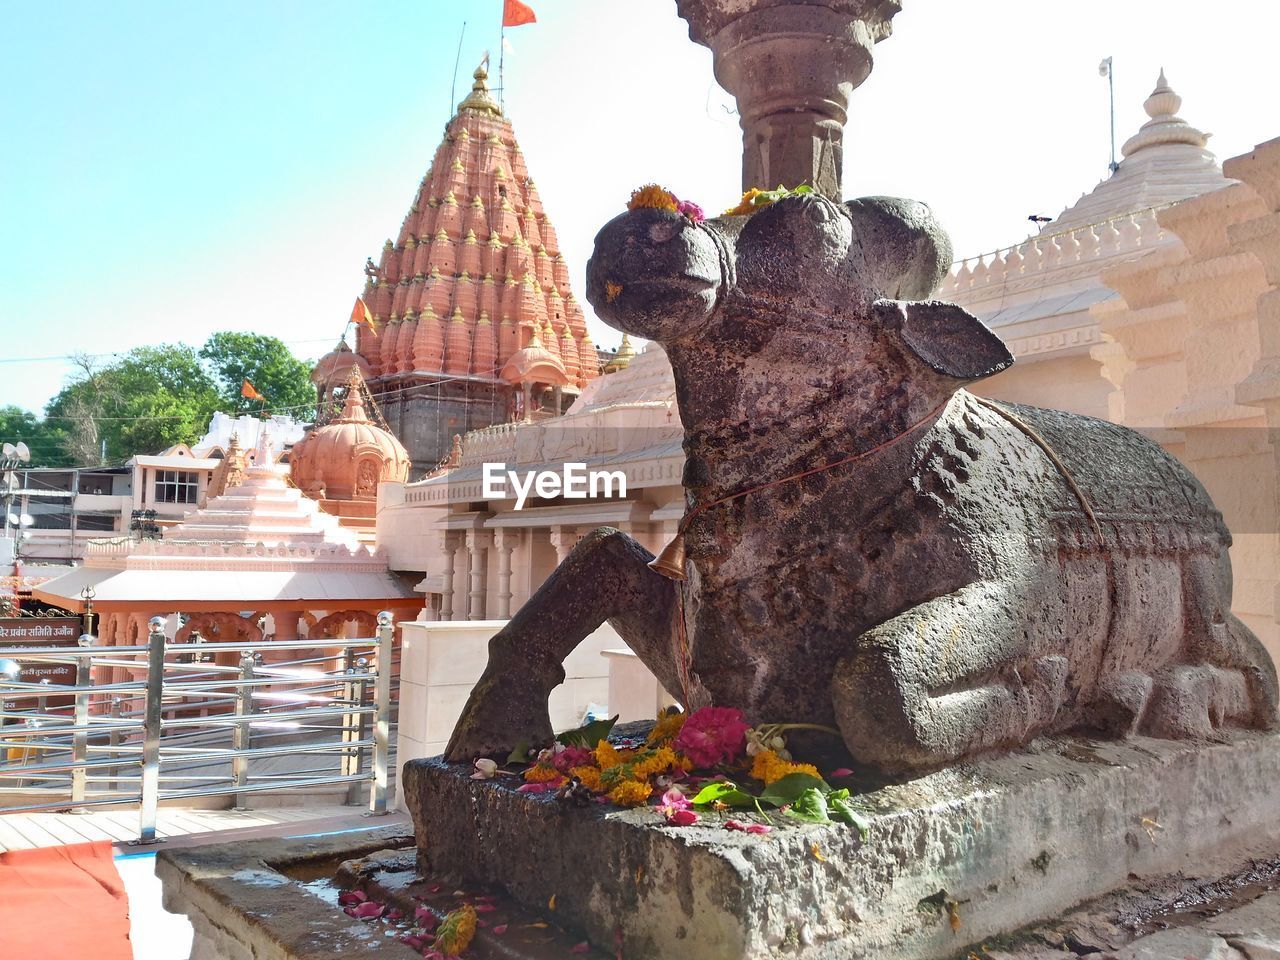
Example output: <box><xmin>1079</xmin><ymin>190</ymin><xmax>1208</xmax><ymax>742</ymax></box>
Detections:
<box><xmin>516</xmin><ymin>780</ymin><xmax>562</xmax><ymax>794</ymax></box>
<box><xmin>657</xmin><ymin>788</ymin><xmax>690</xmax><ymax>814</ymax></box>
<box><xmin>725</xmin><ymin>819</ymin><xmax>772</xmax><ymax>834</ymax></box>
<box><xmin>666</xmin><ymin>808</ymin><xmax>700</xmax><ymax>826</ymax></box>
<box><xmin>677</xmin><ymin>199</ymin><xmax>706</xmax><ymax>223</ymax></box>
<box><xmin>552</xmin><ymin>745</ymin><xmax>594</xmax><ymax>773</ymax></box>
<box><xmin>672</xmin><ymin>706</ymin><xmax>749</xmax><ymax>768</ymax></box>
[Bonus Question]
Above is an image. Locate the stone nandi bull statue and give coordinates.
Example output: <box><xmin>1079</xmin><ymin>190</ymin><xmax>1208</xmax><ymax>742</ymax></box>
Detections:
<box><xmin>446</xmin><ymin>191</ymin><xmax>1277</xmax><ymax>775</ymax></box>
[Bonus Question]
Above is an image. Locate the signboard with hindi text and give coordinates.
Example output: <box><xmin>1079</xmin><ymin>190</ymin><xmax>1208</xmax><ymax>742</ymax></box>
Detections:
<box><xmin>0</xmin><ymin>617</ymin><xmax>81</xmax><ymax>716</ymax></box>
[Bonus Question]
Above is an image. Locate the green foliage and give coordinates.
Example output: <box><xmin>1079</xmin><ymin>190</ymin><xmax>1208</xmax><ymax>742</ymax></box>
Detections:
<box><xmin>757</xmin><ymin>772</ymin><xmax>829</xmax><ymax>808</ymax></box>
<box><xmin>199</xmin><ymin>332</ymin><xmax>315</xmax><ymax>416</ymax></box>
<box><xmin>29</xmin><ymin>334</ymin><xmax>315</xmax><ymax>464</ymax></box>
<box><xmin>690</xmin><ymin>781</ymin><xmax>757</xmax><ymax>808</ymax></box>
<box><xmin>556</xmin><ymin>714</ymin><xmax>619</xmax><ymax>749</ymax></box>
<box><xmin>0</xmin><ymin>405</ymin><xmax>72</xmax><ymax>467</ymax></box>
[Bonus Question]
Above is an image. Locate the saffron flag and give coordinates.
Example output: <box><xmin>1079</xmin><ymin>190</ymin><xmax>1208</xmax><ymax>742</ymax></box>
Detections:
<box><xmin>241</xmin><ymin>379</ymin><xmax>265</xmax><ymax>402</ymax></box>
<box><xmin>351</xmin><ymin>296</ymin><xmax>378</xmax><ymax>337</ymax></box>
<box><xmin>503</xmin><ymin>0</ymin><xmax>536</xmax><ymax>28</ymax></box>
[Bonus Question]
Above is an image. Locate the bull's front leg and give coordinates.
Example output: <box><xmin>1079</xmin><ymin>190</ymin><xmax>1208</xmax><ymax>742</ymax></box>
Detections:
<box><xmin>445</xmin><ymin>527</ymin><xmax>680</xmax><ymax>762</ymax></box>
<box><xmin>831</xmin><ymin>578</ymin><xmax>1066</xmax><ymax>775</ymax></box>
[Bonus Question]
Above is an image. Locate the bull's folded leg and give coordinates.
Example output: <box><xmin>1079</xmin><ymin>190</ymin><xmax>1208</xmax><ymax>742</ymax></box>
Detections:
<box><xmin>830</xmin><ymin>579</ymin><xmax>1059</xmax><ymax>775</ymax></box>
<box><xmin>444</xmin><ymin>526</ymin><xmax>679</xmax><ymax>762</ymax></box>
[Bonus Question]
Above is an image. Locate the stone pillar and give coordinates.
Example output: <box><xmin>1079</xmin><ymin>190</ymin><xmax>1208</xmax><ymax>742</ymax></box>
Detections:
<box><xmin>676</xmin><ymin>0</ymin><xmax>900</xmax><ymax>199</ymax></box>
<box><xmin>466</xmin><ymin>529</ymin><xmax>491</xmax><ymax>621</ymax></box>
<box><xmin>493</xmin><ymin>528</ymin><xmax>519</xmax><ymax>620</ymax></box>
<box><xmin>440</xmin><ymin>531</ymin><xmax>459</xmax><ymax>622</ymax></box>
<box><xmin>548</xmin><ymin>526</ymin><xmax>579</xmax><ymax>565</ymax></box>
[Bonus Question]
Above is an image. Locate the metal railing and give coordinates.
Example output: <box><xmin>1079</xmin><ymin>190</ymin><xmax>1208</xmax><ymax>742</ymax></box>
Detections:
<box><xmin>0</xmin><ymin>612</ymin><xmax>395</xmax><ymax>843</ymax></box>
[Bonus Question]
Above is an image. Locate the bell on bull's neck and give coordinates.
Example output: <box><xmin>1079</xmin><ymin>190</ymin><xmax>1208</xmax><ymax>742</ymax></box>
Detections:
<box><xmin>648</xmin><ymin>534</ymin><xmax>687</xmax><ymax>581</ymax></box>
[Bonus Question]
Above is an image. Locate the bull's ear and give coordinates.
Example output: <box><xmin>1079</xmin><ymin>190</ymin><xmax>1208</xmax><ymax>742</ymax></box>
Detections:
<box><xmin>876</xmin><ymin>299</ymin><xmax>1014</xmax><ymax>382</ymax></box>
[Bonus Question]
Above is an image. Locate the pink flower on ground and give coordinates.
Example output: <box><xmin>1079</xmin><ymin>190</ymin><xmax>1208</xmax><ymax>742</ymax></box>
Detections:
<box><xmin>516</xmin><ymin>780</ymin><xmax>563</xmax><ymax>794</ymax></box>
<box><xmin>552</xmin><ymin>745</ymin><xmax>594</xmax><ymax>773</ymax></box>
<box><xmin>666</xmin><ymin>808</ymin><xmax>700</xmax><ymax>826</ymax></box>
<box><xmin>725</xmin><ymin>819</ymin><xmax>772</xmax><ymax>834</ymax></box>
<box><xmin>677</xmin><ymin>199</ymin><xmax>706</xmax><ymax>223</ymax></box>
<box><xmin>656</xmin><ymin>788</ymin><xmax>690</xmax><ymax>815</ymax></box>
<box><xmin>672</xmin><ymin>706</ymin><xmax>750</xmax><ymax>768</ymax></box>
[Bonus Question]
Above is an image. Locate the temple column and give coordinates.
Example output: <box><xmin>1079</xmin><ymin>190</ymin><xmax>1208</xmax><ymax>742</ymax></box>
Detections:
<box><xmin>466</xmin><ymin>529</ymin><xmax>491</xmax><ymax>621</ymax></box>
<box><xmin>548</xmin><ymin>526</ymin><xmax>579</xmax><ymax>565</ymax></box>
<box><xmin>440</xmin><ymin>531</ymin><xmax>459</xmax><ymax>621</ymax></box>
<box><xmin>676</xmin><ymin>0</ymin><xmax>900</xmax><ymax>198</ymax></box>
<box><xmin>492</xmin><ymin>528</ymin><xmax>519</xmax><ymax>620</ymax></box>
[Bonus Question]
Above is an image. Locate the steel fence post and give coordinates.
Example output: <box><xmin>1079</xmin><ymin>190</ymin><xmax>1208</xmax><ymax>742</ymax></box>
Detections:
<box><xmin>232</xmin><ymin>649</ymin><xmax>254</xmax><ymax>810</ymax></box>
<box><xmin>137</xmin><ymin>616</ymin><xmax>166</xmax><ymax>844</ymax></box>
<box><xmin>69</xmin><ymin>633</ymin><xmax>93</xmax><ymax>807</ymax></box>
<box><xmin>369</xmin><ymin>611</ymin><xmax>393</xmax><ymax>815</ymax></box>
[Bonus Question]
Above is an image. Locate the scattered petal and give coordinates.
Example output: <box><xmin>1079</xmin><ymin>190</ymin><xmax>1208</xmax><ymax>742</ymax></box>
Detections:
<box><xmin>414</xmin><ymin>906</ymin><xmax>440</xmax><ymax>931</ymax></box>
<box><xmin>746</xmin><ymin>823</ymin><xmax>772</xmax><ymax>835</ymax></box>
<box><xmin>571</xmin><ymin>942</ymin><xmax>591</xmax><ymax>954</ymax></box>
<box><xmin>428</xmin><ymin>883</ymin><xmax>443</xmax><ymax>893</ymax></box>
<box><xmin>811</xmin><ymin>842</ymin><xmax>826</xmax><ymax>862</ymax></box>
<box><xmin>337</xmin><ymin>890</ymin><xmax>368</xmax><ymax>906</ymax></box>
<box><xmin>398</xmin><ymin>934</ymin><xmax>426</xmax><ymax>950</ymax></box>
<box><xmin>516</xmin><ymin>781</ymin><xmax>561</xmax><ymax>794</ymax></box>
<box><xmin>352</xmin><ymin>901</ymin><xmax>386</xmax><ymax>919</ymax></box>
<box><xmin>492</xmin><ymin>924</ymin><xmax>508</xmax><ymax>936</ymax></box>
<box><xmin>829</xmin><ymin>767</ymin><xmax>854</xmax><ymax>778</ymax></box>
<box><xmin>665</xmin><ymin>808</ymin><xmax>699</xmax><ymax>826</ymax></box>
<box><xmin>548</xmin><ymin>894</ymin><xmax>557</xmax><ymax>911</ymax></box>
<box><xmin>527</xmin><ymin>921</ymin><xmax>549</xmax><ymax>929</ymax></box>
<box><xmin>724</xmin><ymin>819</ymin><xmax>747</xmax><ymax>832</ymax></box>
<box><xmin>473</xmin><ymin>903</ymin><xmax>497</xmax><ymax>913</ymax></box>
<box><xmin>385</xmin><ymin>908</ymin><xmax>404</xmax><ymax>920</ymax></box>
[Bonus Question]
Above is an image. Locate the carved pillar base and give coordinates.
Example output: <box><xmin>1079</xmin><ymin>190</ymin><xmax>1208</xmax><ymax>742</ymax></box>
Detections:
<box><xmin>676</xmin><ymin>0</ymin><xmax>900</xmax><ymax>198</ymax></box>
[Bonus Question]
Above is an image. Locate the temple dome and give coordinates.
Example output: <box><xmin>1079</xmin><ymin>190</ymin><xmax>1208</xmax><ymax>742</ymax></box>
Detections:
<box><xmin>290</xmin><ymin>368</ymin><xmax>411</xmax><ymax>500</ymax></box>
<box><xmin>313</xmin><ymin>341</ymin><xmax>371</xmax><ymax>393</ymax></box>
<box><xmin>499</xmin><ymin>329</ymin><xmax>570</xmax><ymax>386</ymax></box>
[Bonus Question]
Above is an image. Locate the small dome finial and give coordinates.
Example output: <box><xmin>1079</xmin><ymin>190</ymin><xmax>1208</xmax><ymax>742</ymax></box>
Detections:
<box><xmin>1121</xmin><ymin>68</ymin><xmax>1209</xmax><ymax>159</ymax></box>
<box><xmin>457</xmin><ymin>56</ymin><xmax>502</xmax><ymax>118</ymax></box>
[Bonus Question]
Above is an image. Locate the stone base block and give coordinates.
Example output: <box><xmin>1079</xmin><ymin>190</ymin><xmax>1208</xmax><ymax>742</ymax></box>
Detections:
<box><xmin>404</xmin><ymin>732</ymin><xmax>1280</xmax><ymax>960</ymax></box>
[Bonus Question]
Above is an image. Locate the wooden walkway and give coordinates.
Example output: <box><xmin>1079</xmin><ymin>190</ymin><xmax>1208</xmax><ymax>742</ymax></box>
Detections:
<box><xmin>0</xmin><ymin>804</ymin><xmax>411</xmax><ymax>852</ymax></box>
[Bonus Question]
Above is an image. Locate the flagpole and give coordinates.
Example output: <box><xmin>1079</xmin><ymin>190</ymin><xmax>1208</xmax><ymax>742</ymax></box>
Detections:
<box><xmin>499</xmin><ymin>16</ymin><xmax>506</xmax><ymax>110</ymax></box>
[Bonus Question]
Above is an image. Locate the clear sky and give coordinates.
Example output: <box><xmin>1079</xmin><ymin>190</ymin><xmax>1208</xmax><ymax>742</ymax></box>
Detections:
<box><xmin>2</xmin><ymin>0</ymin><xmax>1278</xmax><ymax>415</ymax></box>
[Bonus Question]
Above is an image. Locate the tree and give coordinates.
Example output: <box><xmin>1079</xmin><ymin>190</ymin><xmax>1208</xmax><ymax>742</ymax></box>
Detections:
<box><xmin>45</xmin><ymin>345</ymin><xmax>222</xmax><ymax>462</ymax></box>
<box><xmin>0</xmin><ymin>405</ymin><xmax>72</xmax><ymax>467</ymax></box>
<box><xmin>199</xmin><ymin>332</ymin><xmax>315</xmax><ymax>418</ymax></box>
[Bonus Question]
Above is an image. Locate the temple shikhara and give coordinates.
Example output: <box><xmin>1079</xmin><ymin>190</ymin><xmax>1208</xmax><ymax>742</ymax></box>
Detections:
<box><xmin>345</xmin><ymin>64</ymin><xmax>598</xmax><ymax>474</ymax></box>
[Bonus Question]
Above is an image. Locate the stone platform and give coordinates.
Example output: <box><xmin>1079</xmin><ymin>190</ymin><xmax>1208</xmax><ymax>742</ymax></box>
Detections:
<box><xmin>404</xmin><ymin>731</ymin><xmax>1280</xmax><ymax>960</ymax></box>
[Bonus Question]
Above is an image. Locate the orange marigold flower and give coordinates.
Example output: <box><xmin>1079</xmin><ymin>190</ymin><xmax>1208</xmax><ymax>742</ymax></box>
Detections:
<box><xmin>628</xmin><ymin>184</ymin><xmax>679</xmax><ymax>213</ymax></box>
<box><xmin>723</xmin><ymin>187</ymin><xmax>767</xmax><ymax>217</ymax></box>
<box><xmin>570</xmin><ymin>765</ymin><xmax>603</xmax><ymax>792</ymax></box>
<box><xmin>750</xmin><ymin>748</ymin><xmax>820</xmax><ymax>786</ymax></box>
<box><xmin>608</xmin><ymin>779</ymin><xmax>653</xmax><ymax>807</ymax></box>
<box><xmin>523</xmin><ymin>763</ymin><xmax>563</xmax><ymax>783</ymax></box>
<box><xmin>595</xmin><ymin>739</ymin><xmax>630</xmax><ymax>770</ymax></box>
<box><xmin>632</xmin><ymin>747</ymin><xmax>678</xmax><ymax>779</ymax></box>
<box><xmin>646</xmin><ymin>710</ymin><xmax>686</xmax><ymax>746</ymax></box>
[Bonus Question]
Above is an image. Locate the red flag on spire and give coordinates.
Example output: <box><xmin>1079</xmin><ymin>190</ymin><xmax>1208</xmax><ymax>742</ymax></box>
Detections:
<box><xmin>503</xmin><ymin>0</ymin><xmax>536</xmax><ymax>27</ymax></box>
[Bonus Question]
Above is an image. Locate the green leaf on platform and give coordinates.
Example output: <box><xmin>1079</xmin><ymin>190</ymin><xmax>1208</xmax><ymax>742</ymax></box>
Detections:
<box><xmin>827</xmin><ymin>789</ymin><xmax>871</xmax><ymax>838</ymax></box>
<box><xmin>506</xmin><ymin>740</ymin><xmax>531</xmax><ymax>766</ymax></box>
<box><xmin>789</xmin><ymin>787</ymin><xmax>831</xmax><ymax>823</ymax></box>
<box><xmin>557</xmin><ymin>715</ymin><xmax>619</xmax><ymax>749</ymax></box>
<box><xmin>691</xmin><ymin>781</ymin><xmax>756</xmax><ymax>808</ymax></box>
<box><xmin>758</xmin><ymin>772</ymin><xmax>830</xmax><ymax>808</ymax></box>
